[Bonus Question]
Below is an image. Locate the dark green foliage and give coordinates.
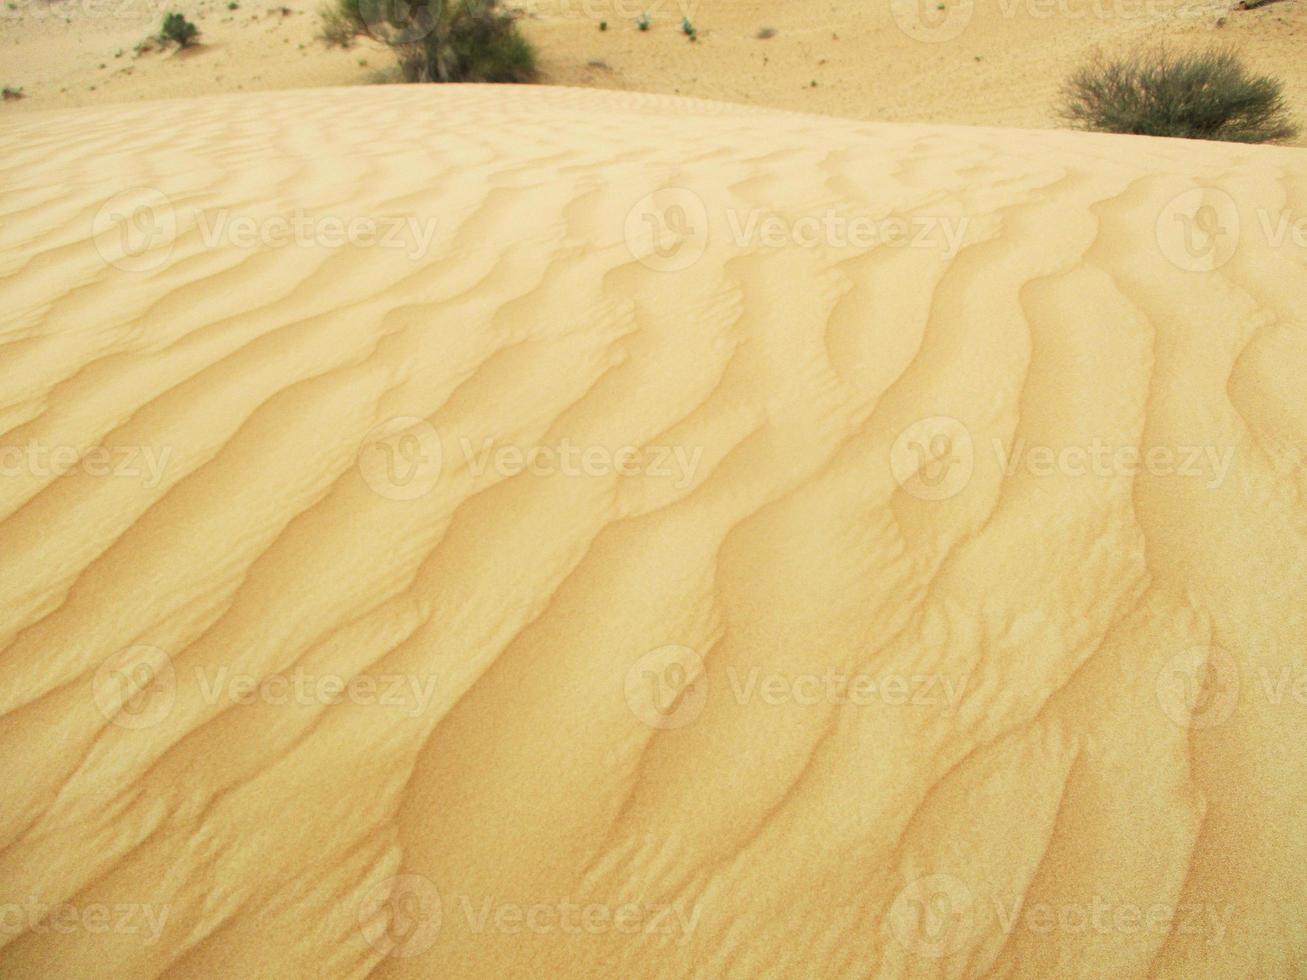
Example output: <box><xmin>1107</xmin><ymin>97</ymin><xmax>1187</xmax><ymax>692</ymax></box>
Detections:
<box><xmin>329</xmin><ymin>0</ymin><xmax>534</xmax><ymax>82</ymax></box>
<box><xmin>1059</xmin><ymin>46</ymin><xmax>1297</xmax><ymax>143</ymax></box>
<box><xmin>160</xmin><ymin>11</ymin><xmax>199</xmax><ymax>47</ymax></box>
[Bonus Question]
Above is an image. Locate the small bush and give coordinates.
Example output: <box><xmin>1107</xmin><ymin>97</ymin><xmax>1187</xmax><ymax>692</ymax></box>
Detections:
<box><xmin>318</xmin><ymin>1</ymin><xmax>355</xmax><ymax>45</ymax></box>
<box><xmin>1059</xmin><ymin>46</ymin><xmax>1297</xmax><ymax>143</ymax></box>
<box><xmin>160</xmin><ymin>11</ymin><xmax>199</xmax><ymax>47</ymax></box>
<box><xmin>335</xmin><ymin>0</ymin><xmax>534</xmax><ymax>82</ymax></box>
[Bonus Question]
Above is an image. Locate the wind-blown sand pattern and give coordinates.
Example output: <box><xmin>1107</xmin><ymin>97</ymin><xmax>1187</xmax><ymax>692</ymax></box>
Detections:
<box><xmin>1</xmin><ymin>85</ymin><xmax>1306</xmax><ymax>978</ymax></box>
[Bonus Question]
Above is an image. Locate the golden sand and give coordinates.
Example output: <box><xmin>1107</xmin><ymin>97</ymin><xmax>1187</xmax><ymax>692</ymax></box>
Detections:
<box><xmin>1</xmin><ymin>84</ymin><xmax>1306</xmax><ymax>977</ymax></box>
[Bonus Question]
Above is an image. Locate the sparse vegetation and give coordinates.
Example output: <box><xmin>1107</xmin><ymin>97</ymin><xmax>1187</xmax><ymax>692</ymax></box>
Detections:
<box><xmin>318</xmin><ymin>1</ymin><xmax>355</xmax><ymax>45</ymax></box>
<box><xmin>3</xmin><ymin>85</ymin><xmax>24</xmax><ymax>100</ymax></box>
<box><xmin>326</xmin><ymin>0</ymin><xmax>535</xmax><ymax>82</ymax></box>
<box><xmin>635</xmin><ymin>11</ymin><xmax>649</xmax><ymax>30</ymax></box>
<box><xmin>159</xmin><ymin>11</ymin><xmax>199</xmax><ymax>47</ymax></box>
<box><xmin>1059</xmin><ymin>46</ymin><xmax>1297</xmax><ymax>143</ymax></box>
<box><xmin>755</xmin><ymin>26</ymin><xmax>775</xmax><ymax>39</ymax></box>
<box><xmin>680</xmin><ymin>15</ymin><xmax>695</xmax><ymax>40</ymax></box>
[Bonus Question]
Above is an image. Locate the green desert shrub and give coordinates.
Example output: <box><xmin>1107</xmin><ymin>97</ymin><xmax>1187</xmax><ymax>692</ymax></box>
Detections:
<box><xmin>328</xmin><ymin>0</ymin><xmax>534</xmax><ymax>82</ymax></box>
<box><xmin>318</xmin><ymin>1</ymin><xmax>356</xmax><ymax>45</ymax></box>
<box><xmin>160</xmin><ymin>11</ymin><xmax>199</xmax><ymax>47</ymax></box>
<box><xmin>1059</xmin><ymin>46</ymin><xmax>1297</xmax><ymax>143</ymax></box>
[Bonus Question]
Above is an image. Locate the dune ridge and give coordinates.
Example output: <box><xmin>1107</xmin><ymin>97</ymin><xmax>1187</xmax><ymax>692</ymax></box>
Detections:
<box><xmin>1</xmin><ymin>84</ymin><xmax>1306</xmax><ymax>978</ymax></box>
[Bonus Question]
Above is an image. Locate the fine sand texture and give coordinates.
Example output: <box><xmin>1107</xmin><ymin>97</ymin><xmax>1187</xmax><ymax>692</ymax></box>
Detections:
<box><xmin>2</xmin><ymin>85</ymin><xmax>1306</xmax><ymax>978</ymax></box>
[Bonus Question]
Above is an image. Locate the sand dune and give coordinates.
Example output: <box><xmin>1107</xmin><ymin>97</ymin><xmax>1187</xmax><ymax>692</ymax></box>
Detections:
<box><xmin>1</xmin><ymin>84</ymin><xmax>1306</xmax><ymax>978</ymax></box>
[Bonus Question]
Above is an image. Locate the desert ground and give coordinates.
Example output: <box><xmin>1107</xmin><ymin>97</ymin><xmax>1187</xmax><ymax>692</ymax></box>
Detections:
<box><xmin>1</xmin><ymin>0</ymin><xmax>1305</xmax><ymax>143</ymax></box>
<box><xmin>2</xmin><ymin>78</ymin><xmax>1306</xmax><ymax>976</ymax></box>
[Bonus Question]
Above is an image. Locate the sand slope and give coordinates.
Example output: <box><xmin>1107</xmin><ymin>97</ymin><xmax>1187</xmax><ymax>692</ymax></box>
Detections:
<box><xmin>1</xmin><ymin>85</ymin><xmax>1306</xmax><ymax>978</ymax></box>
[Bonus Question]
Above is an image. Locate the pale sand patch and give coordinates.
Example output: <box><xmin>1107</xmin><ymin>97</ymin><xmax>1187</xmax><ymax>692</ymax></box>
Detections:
<box><xmin>1</xmin><ymin>84</ymin><xmax>1306</xmax><ymax>977</ymax></box>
